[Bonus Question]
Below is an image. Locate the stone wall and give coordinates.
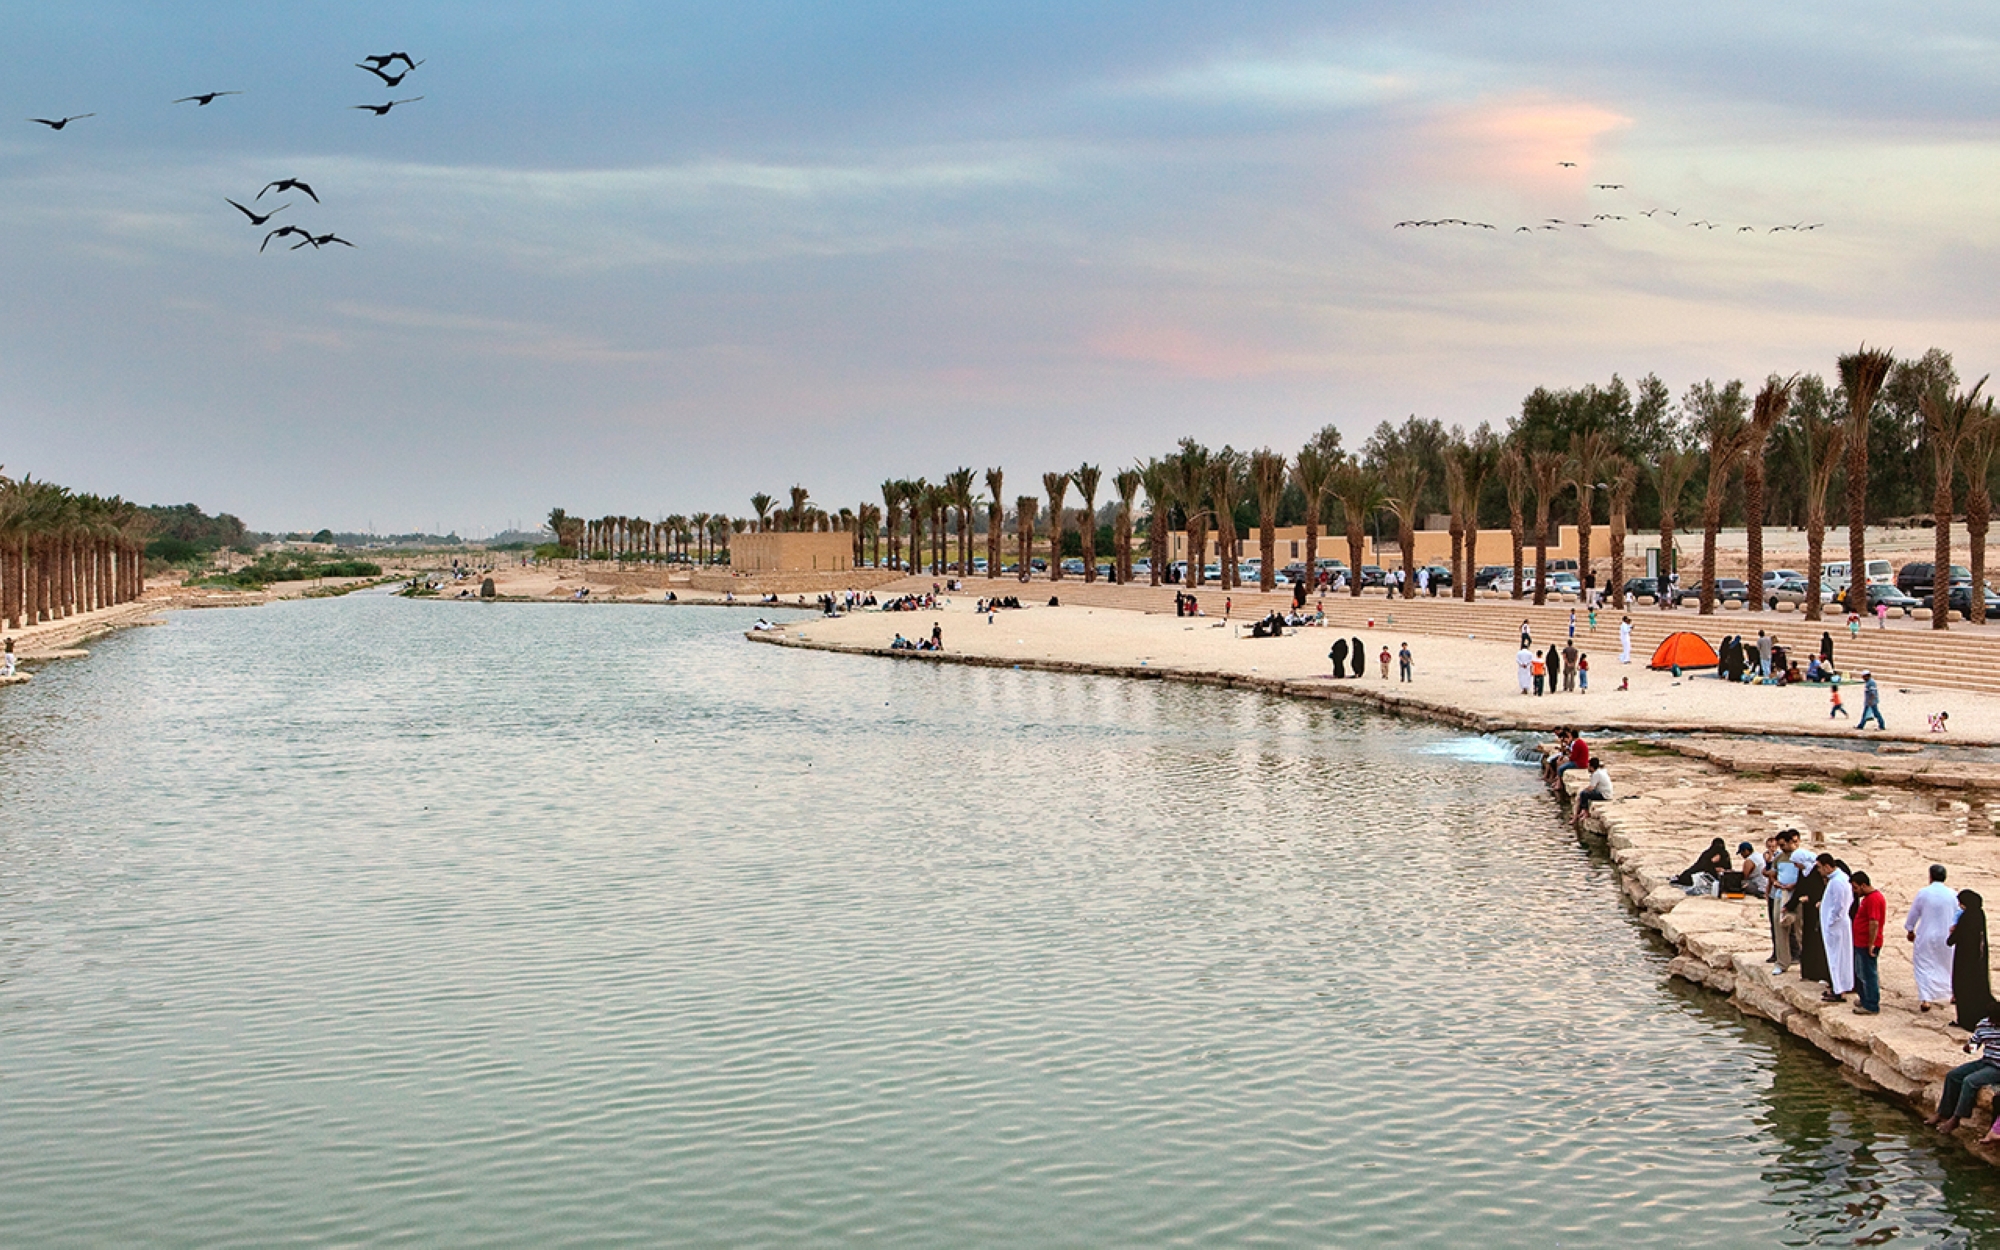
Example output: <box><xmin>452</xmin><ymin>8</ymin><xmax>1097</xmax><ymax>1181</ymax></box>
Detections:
<box><xmin>689</xmin><ymin>568</ymin><xmax>902</xmax><ymax>596</ymax></box>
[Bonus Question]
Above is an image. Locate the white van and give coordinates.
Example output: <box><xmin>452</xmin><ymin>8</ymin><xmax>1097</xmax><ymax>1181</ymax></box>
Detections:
<box><xmin>1822</xmin><ymin>559</ymin><xmax>1893</xmax><ymax>589</ymax></box>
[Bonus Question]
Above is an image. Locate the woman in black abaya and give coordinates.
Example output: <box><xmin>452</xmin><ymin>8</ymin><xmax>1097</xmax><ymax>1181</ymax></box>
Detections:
<box><xmin>1794</xmin><ymin>858</ymin><xmax>1829</xmax><ymax>986</ymax></box>
<box><xmin>1952</xmin><ymin>890</ymin><xmax>1993</xmax><ymax>1031</ymax></box>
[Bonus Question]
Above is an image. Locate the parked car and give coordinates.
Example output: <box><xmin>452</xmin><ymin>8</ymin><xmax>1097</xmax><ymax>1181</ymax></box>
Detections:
<box><xmin>1687</xmin><ymin>578</ymin><xmax>1751</xmax><ymax>604</ymax></box>
<box><xmin>1474</xmin><ymin>565</ymin><xmax>1508</xmax><ymax>589</ymax></box>
<box><xmin>1895</xmin><ymin>562</ymin><xmax>1972</xmax><ymax>599</ymax></box>
<box><xmin>1761</xmin><ymin>568</ymin><xmax>1803</xmax><ymax>589</ymax></box>
<box><xmin>1280</xmin><ymin>562</ymin><xmax>1307</xmax><ymax>584</ymax></box>
<box><xmin>1420</xmin><ymin>564</ymin><xmax>1452</xmax><ymax>588</ymax></box>
<box><xmin>1359</xmin><ymin>565</ymin><xmax>1389</xmax><ymax>587</ymax></box>
<box><xmin>1862</xmin><ymin>583</ymin><xmax>1920</xmax><ymax>616</ymax></box>
<box><xmin>1947</xmin><ymin>584</ymin><xmax>2000</xmax><ymax>617</ymax></box>
<box><xmin>1768</xmin><ymin>575</ymin><xmax>1837</xmax><ymax>609</ymax></box>
<box><xmin>1541</xmin><ymin>571</ymin><xmax>1581</xmax><ymax>596</ymax></box>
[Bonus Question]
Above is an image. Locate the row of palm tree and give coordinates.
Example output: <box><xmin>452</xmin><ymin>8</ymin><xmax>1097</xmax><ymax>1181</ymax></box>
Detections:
<box><xmin>543</xmin><ymin>509</ymin><xmax>740</xmax><ymax>564</ymax></box>
<box><xmin>554</xmin><ymin>346</ymin><xmax>2000</xmax><ymax>629</ymax></box>
<box><xmin>0</xmin><ymin>471</ymin><xmax>149</xmax><ymax>631</ymax></box>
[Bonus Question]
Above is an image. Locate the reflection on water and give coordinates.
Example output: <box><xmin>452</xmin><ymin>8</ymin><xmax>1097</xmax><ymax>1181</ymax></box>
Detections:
<box><xmin>2</xmin><ymin>593</ymin><xmax>1999</xmax><ymax>1246</ymax></box>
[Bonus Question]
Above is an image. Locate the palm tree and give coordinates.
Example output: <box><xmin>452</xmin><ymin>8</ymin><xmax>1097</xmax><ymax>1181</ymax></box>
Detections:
<box><xmin>1567</xmin><ymin>430</ymin><xmax>1616</xmax><ymax>599</ymax></box>
<box><xmin>787</xmin><ymin>485</ymin><xmax>811</xmax><ymax>532</ymax></box>
<box><xmin>750</xmin><ymin>493</ymin><xmax>774</xmax><ymax>533</ymax></box>
<box><xmin>1690</xmin><ymin>380</ymin><xmax>1750</xmax><ymax>614</ymax></box>
<box><xmin>1920</xmin><ymin>375</ymin><xmax>1990</xmax><ymax>627</ymax></box>
<box><xmin>1962</xmin><ymin>401</ymin><xmax>2000</xmax><ymax>625</ymax></box>
<box><xmin>1840</xmin><ymin>346</ymin><xmax>1897</xmax><ymax>603</ymax></box>
<box><xmin>1455</xmin><ymin>429</ymin><xmax>1500</xmax><ymax>602</ymax></box>
<box><xmin>1742</xmin><ymin>376</ymin><xmax>1797</xmax><ymax>612</ymax></box>
<box><xmin>1015</xmin><ymin>495</ymin><xmax>1039</xmax><ymax>575</ymax></box>
<box><xmin>1041</xmin><ymin>471</ymin><xmax>1071</xmax><ymax>579</ymax></box>
<box><xmin>546</xmin><ymin>508</ymin><xmax>571</xmax><ymax>556</ymax></box>
<box><xmin>1443</xmin><ymin>453</ymin><xmax>1466</xmax><ymax>589</ymax></box>
<box><xmin>1607</xmin><ymin>459</ymin><xmax>1637</xmax><ymax>608</ymax></box>
<box><xmin>1382</xmin><ymin>455</ymin><xmax>1426</xmax><ymax>598</ymax></box>
<box><xmin>1528</xmin><ymin>450</ymin><xmax>1564</xmax><ymax>605</ymax></box>
<box><xmin>880</xmin><ymin>480</ymin><xmax>904</xmax><ymax>570</ymax></box>
<box><xmin>1139</xmin><ymin>458</ymin><xmax>1173</xmax><ymax>587</ymax></box>
<box><xmin>1291</xmin><ymin>444</ymin><xmax>1335</xmax><ymax>592</ymax></box>
<box><xmin>1113</xmin><ymin>468</ymin><xmax>1141</xmax><ymax>584</ymax></box>
<box><xmin>984</xmin><ymin>468</ymin><xmax>1004</xmax><ymax>578</ymax></box>
<box><xmin>905</xmin><ymin>478</ymin><xmax>928</xmax><ymax>575</ymax></box>
<box><xmin>689</xmin><ymin>512</ymin><xmax>711</xmax><ymax>565</ymax></box>
<box><xmin>946</xmin><ymin>467</ymin><xmax>975</xmax><ymax>575</ymax></box>
<box><xmin>1652</xmin><ymin>447</ymin><xmax>1701</xmax><ymax>604</ymax></box>
<box><xmin>929</xmin><ymin>482</ymin><xmax>951</xmax><ymax>574</ymax></box>
<box><xmin>1498</xmin><ymin>446</ymin><xmax>1528</xmax><ymax>599</ymax></box>
<box><xmin>1073</xmin><ymin>464</ymin><xmax>1101</xmax><ymax>583</ymax></box>
<box><xmin>1329</xmin><ymin>461</ymin><xmax>1388</xmax><ymax>597</ymax></box>
<box><xmin>1166</xmin><ymin>442</ymin><xmax>1211</xmax><ymax>587</ymax></box>
<box><xmin>1207</xmin><ymin>449</ymin><xmax>1244</xmax><ymax>589</ymax></box>
<box><xmin>1250</xmin><ymin>448</ymin><xmax>1287</xmax><ymax>592</ymax></box>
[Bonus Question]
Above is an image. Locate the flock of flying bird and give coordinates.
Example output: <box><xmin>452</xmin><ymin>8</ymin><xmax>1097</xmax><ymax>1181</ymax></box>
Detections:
<box><xmin>27</xmin><ymin>52</ymin><xmax>428</xmax><ymax>254</ymax></box>
<box><xmin>1393</xmin><ymin>161</ymin><xmax>1824</xmax><ymax>238</ymax></box>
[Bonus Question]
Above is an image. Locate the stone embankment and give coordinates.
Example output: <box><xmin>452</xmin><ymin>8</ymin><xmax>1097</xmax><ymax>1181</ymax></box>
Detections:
<box><xmin>1563</xmin><ymin>748</ymin><xmax>2000</xmax><ymax>1157</ymax></box>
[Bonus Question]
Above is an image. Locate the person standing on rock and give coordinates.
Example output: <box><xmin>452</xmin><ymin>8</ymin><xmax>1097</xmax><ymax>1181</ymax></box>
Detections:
<box><xmin>1818</xmin><ymin>855</ymin><xmax>1855</xmax><ymax>1003</ymax></box>
<box><xmin>1908</xmin><ymin>865</ymin><xmax>1958</xmax><ymax>1011</ymax></box>
<box><xmin>1794</xmin><ymin>847</ymin><xmax>1830</xmax><ymax>985</ymax></box>
<box><xmin>1851</xmin><ymin>871</ymin><xmax>1885</xmax><ymax>1014</ymax></box>
<box><xmin>1769</xmin><ymin>830</ymin><xmax>1805</xmax><ymax>972</ymax></box>
<box><xmin>1952</xmin><ymin>890</ymin><xmax>1994</xmax><ymax>1032</ymax></box>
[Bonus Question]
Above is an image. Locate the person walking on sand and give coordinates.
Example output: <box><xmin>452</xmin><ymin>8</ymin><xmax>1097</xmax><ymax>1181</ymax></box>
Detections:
<box><xmin>1561</xmin><ymin>642</ymin><xmax>1578</xmax><ymax>692</ymax></box>
<box><xmin>1532</xmin><ymin>652</ymin><xmax>1546</xmax><ymax>696</ymax></box>
<box><xmin>1859</xmin><ymin>671</ymin><xmax>1885</xmax><ymax>730</ymax></box>
<box><xmin>1545</xmin><ymin>642</ymin><xmax>1562</xmax><ymax>693</ymax></box>
<box><xmin>1852</xmin><ymin>871</ymin><xmax>1885</xmax><ymax>1013</ymax></box>
<box><xmin>1577</xmin><ymin>653</ymin><xmax>1589</xmax><ymax>693</ymax></box>
<box><xmin>1399</xmin><ymin>642</ymin><xmax>1413</xmax><ymax>682</ymax></box>
<box><xmin>1379</xmin><ymin>644</ymin><xmax>1392</xmax><ymax>679</ymax></box>
<box><xmin>1908</xmin><ymin>865</ymin><xmax>1957</xmax><ymax>1012</ymax></box>
<box><xmin>1619</xmin><ymin>615</ymin><xmax>1632</xmax><ymax>664</ymax></box>
<box><xmin>1830</xmin><ymin>684</ymin><xmax>1847</xmax><ymax>718</ymax></box>
<box><xmin>1520</xmin><ymin>620</ymin><xmax>1532</xmax><ymax>649</ymax></box>
<box><xmin>1568</xmin><ymin>608</ymin><xmax>1577</xmax><ymax>641</ymax></box>
<box><xmin>1517</xmin><ymin>644</ymin><xmax>1534</xmax><ymax>695</ymax></box>
<box><xmin>1819</xmin><ymin>855</ymin><xmax>1855</xmax><ymax>1003</ymax></box>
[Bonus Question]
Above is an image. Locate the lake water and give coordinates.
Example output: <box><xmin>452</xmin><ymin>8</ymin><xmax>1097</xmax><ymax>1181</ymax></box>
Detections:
<box><xmin>5</xmin><ymin>592</ymin><xmax>2000</xmax><ymax>1245</ymax></box>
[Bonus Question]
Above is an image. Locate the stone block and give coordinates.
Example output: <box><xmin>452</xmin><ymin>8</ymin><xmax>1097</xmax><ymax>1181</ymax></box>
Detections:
<box><xmin>1862</xmin><ymin>1055</ymin><xmax>1928</xmax><ymax>1099</ymax></box>
<box><xmin>1735</xmin><ymin>981</ymin><xmax>1793</xmax><ymax>1025</ymax></box>
<box><xmin>1878</xmin><ymin>1029</ymin><xmax>1972</xmax><ymax>1083</ymax></box>
<box><xmin>1643</xmin><ymin>886</ymin><xmax>1686</xmax><ymax>915</ymax></box>
<box><xmin>1779</xmin><ymin>979</ymin><xmax>1834</xmax><ymax>1014</ymax></box>
<box><xmin>1788</xmin><ymin>1013</ymin><xmax>1871</xmax><ymax>1073</ymax></box>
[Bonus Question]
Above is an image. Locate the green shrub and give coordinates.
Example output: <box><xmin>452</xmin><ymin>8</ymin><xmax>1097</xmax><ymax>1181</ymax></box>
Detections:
<box><xmin>145</xmin><ymin>536</ymin><xmax>203</xmax><ymax>563</ymax></box>
<box><xmin>1792</xmin><ymin>781</ymin><xmax>1826</xmax><ymax>794</ymax></box>
<box><xmin>1838</xmin><ymin>768</ymin><xmax>1873</xmax><ymax>787</ymax></box>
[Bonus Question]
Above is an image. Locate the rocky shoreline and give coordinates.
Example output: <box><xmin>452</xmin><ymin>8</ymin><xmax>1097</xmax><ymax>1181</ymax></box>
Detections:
<box><xmin>750</xmin><ymin>625</ymin><xmax>2000</xmax><ymax>1162</ymax></box>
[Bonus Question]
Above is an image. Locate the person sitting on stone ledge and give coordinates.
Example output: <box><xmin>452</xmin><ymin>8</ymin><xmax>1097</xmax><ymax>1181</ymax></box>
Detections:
<box><xmin>1928</xmin><ymin>1012</ymin><xmax>2000</xmax><ymax>1141</ymax></box>
<box><xmin>1671</xmin><ymin>838</ymin><xmax>1734</xmax><ymax>894</ymax></box>
<box><xmin>1573</xmin><ymin>757</ymin><xmax>1612</xmax><ymax>827</ymax></box>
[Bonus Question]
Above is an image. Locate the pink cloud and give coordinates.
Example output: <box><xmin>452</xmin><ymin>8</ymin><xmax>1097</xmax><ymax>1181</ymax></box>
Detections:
<box><xmin>1087</xmin><ymin>324</ymin><xmax>1281</xmax><ymax>379</ymax></box>
<box><xmin>1417</xmin><ymin>92</ymin><xmax>1634</xmax><ymax>184</ymax></box>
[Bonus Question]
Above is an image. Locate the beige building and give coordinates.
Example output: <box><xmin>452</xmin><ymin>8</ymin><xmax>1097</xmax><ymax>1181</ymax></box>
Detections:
<box><xmin>729</xmin><ymin>531</ymin><xmax>855</xmax><ymax>573</ymax></box>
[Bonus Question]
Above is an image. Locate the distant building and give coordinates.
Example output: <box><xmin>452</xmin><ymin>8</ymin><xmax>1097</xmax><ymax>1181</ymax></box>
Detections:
<box><xmin>730</xmin><ymin>532</ymin><xmax>855</xmax><ymax>573</ymax></box>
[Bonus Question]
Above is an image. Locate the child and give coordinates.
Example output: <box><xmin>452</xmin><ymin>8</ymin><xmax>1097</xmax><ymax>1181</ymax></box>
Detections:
<box><xmin>1830</xmin><ymin>684</ymin><xmax>1848</xmax><ymax>718</ymax></box>
<box><xmin>1847</xmin><ymin>611</ymin><xmax>1862</xmax><ymax>640</ymax></box>
<box><xmin>1532</xmin><ymin>654</ymin><xmax>1546</xmax><ymax>696</ymax></box>
<box><xmin>1577</xmin><ymin>653</ymin><xmax>1590</xmax><ymax>693</ymax></box>
<box><xmin>1931</xmin><ymin>711</ymin><xmax>1951</xmax><ymax>733</ymax></box>
<box><xmin>1379</xmin><ymin>645</ymin><xmax>1392</xmax><ymax>679</ymax></box>
<box><xmin>1617</xmin><ymin>676</ymin><xmax>1629</xmax><ymax>692</ymax></box>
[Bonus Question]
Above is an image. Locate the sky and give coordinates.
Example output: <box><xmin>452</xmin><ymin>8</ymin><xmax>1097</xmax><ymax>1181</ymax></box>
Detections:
<box><xmin>4</xmin><ymin>2</ymin><xmax>1999</xmax><ymax>536</ymax></box>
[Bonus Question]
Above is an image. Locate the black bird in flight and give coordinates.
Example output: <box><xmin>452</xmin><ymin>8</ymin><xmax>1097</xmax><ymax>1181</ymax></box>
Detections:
<box><xmin>361</xmin><ymin>52</ymin><xmax>421</xmax><ymax>70</ymax></box>
<box><xmin>356</xmin><ymin>61</ymin><xmax>423</xmax><ymax>87</ymax></box>
<box><xmin>1556</xmin><ymin>161</ymin><xmax>1577</xmax><ymax>167</ymax></box>
<box><xmin>1516</xmin><ymin>226</ymin><xmax>1532</xmax><ymax>232</ymax></box>
<box><xmin>1593</xmin><ymin>183</ymin><xmax>1624</xmax><ymax>190</ymax></box>
<box><xmin>291</xmin><ymin>232</ymin><xmax>356</xmax><ymax>250</ymax></box>
<box><xmin>1593</xmin><ymin>214</ymin><xmax>1626</xmax><ymax>221</ymax></box>
<box><xmin>174</xmin><ymin>91</ymin><xmax>242</xmax><ymax>107</ymax></box>
<box><xmin>29</xmin><ymin>114</ymin><xmax>94</xmax><ymax>130</ymax></box>
<box><xmin>353</xmin><ymin>97</ymin><xmax>423</xmax><ymax>115</ymax></box>
<box><xmin>226</xmin><ymin>197</ymin><xmax>288</xmax><ymax>225</ymax></box>
<box><xmin>1640</xmin><ymin>208</ymin><xmax>1660</xmax><ymax>217</ymax></box>
<box><xmin>261</xmin><ymin>225</ymin><xmax>312</xmax><ymax>252</ymax></box>
<box><xmin>258</xmin><ymin>178</ymin><xmax>319</xmax><ymax>202</ymax></box>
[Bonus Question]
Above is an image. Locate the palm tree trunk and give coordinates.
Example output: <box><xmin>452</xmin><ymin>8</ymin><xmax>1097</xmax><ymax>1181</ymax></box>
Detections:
<box><xmin>1533</xmin><ymin>508</ymin><xmax>1550</xmax><ymax>606</ymax></box>
<box><xmin>1303</xmin><ymin>502</ymin><xmax>1320</xmax><ymax>594</ymax></box>
<box><xmin>1659</xmin><ymin>514</ymin><xmax>1677</xmax><ymax>609</ymax></box>
<box><xmin>1609</xmin><ymin>505</ymin><xmax>1627</xmax><ymax>610</ymax></box>
<box><xmin>1463</xmin><ymin>522</ymin><xmax>1479</xmax><ymax>602</ymax></box>
<box><xmin>1576</xmin><ymin>512</ymin><xmax>1592</xmax><ymax>603</ymax></box>
<box><xmin>1744</xmin><ymin>460</ymin><xmax>1766</xmax><ymax>613</ymax></box>
<box><xmin>1700</xmin><ymin>497</ymin><xmax>1723</xmax><ymax>615</ymax></box>
<box><xmin>1934</xmin><ymin>475</ymin><xmax>1954</xmax><ymax>629</ymax></box>
<box><xmin>1509</xmin><ymin>506</ymin><xmax>1524</xmax><ymax>600</ymax></box>
<box><xmin>1346</xmin><ymin>521</ymin><xmax>1364</xmax><ymax>596</ymax></box>
<box><xmin>1971</xmin><ymin>490</ymin><xmax>1991</xmax><ymax>625</ymax></box>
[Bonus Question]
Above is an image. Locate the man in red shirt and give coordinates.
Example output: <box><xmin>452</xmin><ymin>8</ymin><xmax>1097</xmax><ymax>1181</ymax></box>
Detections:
<box><xmin>1551</xmin><ymin>728</ymin><xmax>1590</xmax><ymax>793</ymax></box>
<box><xmin>1852</xmin><ymin>871</ymin><xmax>1886</xmax><ymax>1014</ymax></box>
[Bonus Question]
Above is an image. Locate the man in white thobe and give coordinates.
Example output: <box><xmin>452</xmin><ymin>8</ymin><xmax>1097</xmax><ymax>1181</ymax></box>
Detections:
<box><xmin>1620</xmin><ymin>617</ymin><xmax>1632</xmax><ymax>664</ymax></box>
<box><xmin>1517</xmin><ymin>646</ymin><xmax>1534</xmax><ymax>694</ymax></box>
<box><xmin>1819</xmin><ymin>857</ymin><xmax>1855</xmax><ymax>999</ymax></box>
<box><xmin>1907</xmin><ymin>864</ymin><xmax>1959</xmax><ymax>1007</ymax></box>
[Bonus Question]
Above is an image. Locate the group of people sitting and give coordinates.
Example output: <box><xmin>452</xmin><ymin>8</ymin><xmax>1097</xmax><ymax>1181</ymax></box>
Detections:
<box><xmin>1173</xmin><ymin>592</ymin><xmax>1204</xmax><ymax>617</ymax></box>
<box><xmin>881</xmin><ymin>592</ymin><xmax>939</xmax><ymax>612</ymax></box>
<box><xmin>975</xmin><ymin>597</ymin><xmax>1025</xmax><ymax>612</ymax></box>
<box><xmin>1715</xmin><ymin>630</ymin><xmax>1844</xmax><ymax>687</ymax></box>
<box><xmin>888</xmin><ymin>622</ymin><xmax>946</xmax><ymax>652</ymax></box>
<box><xmin>1543</xmin><ymin>728</ymin><xmax>1612</xmax><ymax>827</ymax></box>
<box><xmin>1244</xmin><ymin>608</ymin><xmax>1324</xmax><ymax>637</ymax></box>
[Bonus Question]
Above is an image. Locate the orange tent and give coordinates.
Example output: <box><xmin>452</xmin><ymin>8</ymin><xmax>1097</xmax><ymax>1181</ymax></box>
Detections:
<box><xmin>1649</xmin><ymin>630</ymin><xmax>1719</xmax><ymax>670</ymax></box>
